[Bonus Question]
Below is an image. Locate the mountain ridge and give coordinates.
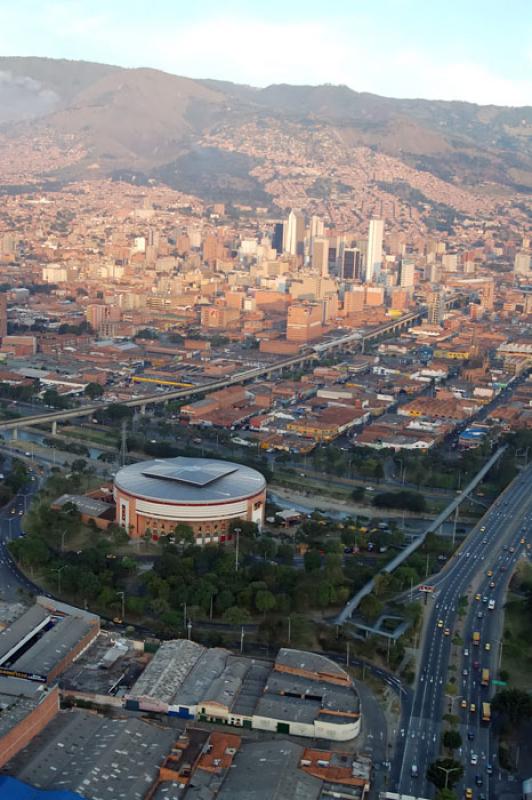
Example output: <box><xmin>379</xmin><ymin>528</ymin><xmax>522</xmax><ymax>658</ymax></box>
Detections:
<box><xmin>0</xmin><ymin>56</ymin><xmax>530</xmax><ymax>204</ymax></box>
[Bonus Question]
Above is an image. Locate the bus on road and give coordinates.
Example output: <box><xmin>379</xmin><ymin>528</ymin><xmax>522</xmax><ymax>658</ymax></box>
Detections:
<box><xmin>482</xmin><ymin>702</ymin><xmax>491</xmax><ymax>723</ymax></box>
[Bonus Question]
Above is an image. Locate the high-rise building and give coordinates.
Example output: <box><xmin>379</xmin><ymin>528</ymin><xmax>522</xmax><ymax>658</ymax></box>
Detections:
<box><xmin>514</xmin><ymin>252</ymin><xmax>532</xmax><ymax>275</ymax></box>
<box><xmin>272</xmin><ymin>223</ymin><xmax>284</xmax><ymax>254</ymax></box>
<box><xmin>312</xmin><ymin>238</ymin><xmax>329</xmax><ymax>277</ymax></box>
<box><xmin>286</xmin><ymin>302</ymin><xmax>323</xmax><ymax>342</ymax></box>
<box><xmin>427</xmin><ymin>290</ymin><xmax>445</xmax><ymax>325</ymax></box>
<box><xmin>365</xmin><ymin>219</ymin><xmax>384</xmax><ymax>283</ymax></box>
<box><xmin>310</xmin><ymin>215</ymin><xmax>324</xmax><ymax>242</ymax></box>
<box><xmin>284</xmin><ymin>210</ymin><xmax>305</xmax><ymax>256</ymax></box>
<box><xmin>398</xmin><ymin>259</ymin><xmax>415</xmax><ymax>288</ymax></box>
<box><xmin>341</xmin><ymin>248</ymin><xmax>362</xmax><ymax>281</ymax></box>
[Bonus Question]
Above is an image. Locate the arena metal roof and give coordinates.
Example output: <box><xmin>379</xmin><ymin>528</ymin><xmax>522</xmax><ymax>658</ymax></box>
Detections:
<box><xmin>115</xmin><ymin>457</ymin><xmax>266</xmax><ymax>505</ymax></box>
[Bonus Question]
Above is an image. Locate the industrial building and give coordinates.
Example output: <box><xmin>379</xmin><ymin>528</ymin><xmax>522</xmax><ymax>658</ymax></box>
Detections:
<box><xmin>113</xmin><ymin>457</ymin><xmax>267</xmax><ymax>541</ymax></box>
<box><xmin>0</xmin><ymin>597</ymin><xmax>100</xmax><ymax>684</ymax></box>
<box><xmin>127</xmin><ymin>642</ymin><xmax>361</xmax><ymax>742</ymax></box>
<box><xmin>5</xmin><ymin>710</ymin><xmax>176</xmax><ymax>800</ymax></box>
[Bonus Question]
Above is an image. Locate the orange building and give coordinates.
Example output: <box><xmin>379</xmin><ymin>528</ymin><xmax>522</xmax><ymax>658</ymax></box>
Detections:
<box><xmin>287</xmin><ymin>302</ymin><xmax>323</xmax><ymax>342</ymax></box>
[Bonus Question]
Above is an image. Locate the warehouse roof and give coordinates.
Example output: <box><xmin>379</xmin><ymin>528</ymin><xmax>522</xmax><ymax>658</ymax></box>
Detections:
<box><xmin>0</xmin><ymin>605</ymin><xmax>50</xmax><ymax>665</ymax></box>
<box><xmin>12</xmin><ymin>615</ymin><xmax>95</xmax><ymax>677</ymax></box>
<box><xmin>9</xmin><ymin>710</ymin><xmax>175</xmax><ymax>800</ymax></box>
<box><xmin>216</xmin><ymin>740</ymin><xmax>322</xmax><ymax>800</ymax></box>
<box><xmin>0</xmin><ymin>681</ymin><xmax>54</xmax><ymax>740</ymax></box>
<box><xmin>114</xmin><ymin>457</ymin><xmax>266</xmax><ymax>504</ymax></box>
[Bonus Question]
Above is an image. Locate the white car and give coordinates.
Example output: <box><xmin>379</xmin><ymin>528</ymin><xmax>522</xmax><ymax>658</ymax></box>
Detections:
<box><xmin>470</xmin><ymin>753</ymin><xmax>478</xmax><ymax>766</ymax></box>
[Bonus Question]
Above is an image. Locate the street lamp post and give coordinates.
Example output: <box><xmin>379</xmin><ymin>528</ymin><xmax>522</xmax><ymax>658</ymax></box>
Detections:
<box><xmin>52</xmin><ymin>565</ymin><xmax>66</xmax><ymax>594</ymax></box>
<box><xmin>116</xmin><ymin>591</ymin><xmax>125</xmax><ymax>622</ymax></box>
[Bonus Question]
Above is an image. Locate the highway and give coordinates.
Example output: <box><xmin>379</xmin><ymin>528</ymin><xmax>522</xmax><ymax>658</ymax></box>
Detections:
<box><xmin>394</xmin><ymin>464</ymin><xmax>532</xmax><ymax>799</ymax></box>
<box><xmin>0</xmin><ymin>460</ymin><xmax>44</xmax><ymax>601</ymax></box>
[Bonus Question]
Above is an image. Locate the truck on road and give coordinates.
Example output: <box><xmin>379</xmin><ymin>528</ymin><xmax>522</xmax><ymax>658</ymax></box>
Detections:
<box><xmin>472</xmin><ymin>631</ymin><xmax>480</xmax><ymax>645</ymax></box>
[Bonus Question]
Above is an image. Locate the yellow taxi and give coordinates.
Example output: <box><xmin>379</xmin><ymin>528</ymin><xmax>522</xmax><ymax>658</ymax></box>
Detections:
<box><xmin>470</xmin><ymin>702</ymin><xmax>476</xmax><ymax>713</ymax></box>
<box><xmin>465</xmin><ymin>789</ymin><xmax>473</xmax><ymax>800</ymax></box>
<box><xmin>487</xmin><ymin>569</ymin><xmax>493</xmax><ymax>577</ymax></box>
<box><xmin>475</xmin><ymin>593</ymin><xmax>481</xmax><ymax>601</ymax></box>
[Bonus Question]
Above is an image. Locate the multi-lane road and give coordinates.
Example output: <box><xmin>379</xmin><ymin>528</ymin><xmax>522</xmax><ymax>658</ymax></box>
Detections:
<box><xmin>0</xmin><ymin>459</ymin><xmax>44</xmax><ymax>601</ymax></box>
<box><xmin>394</xmin><ymin>464</ymin><xmax>532</xmax><ymax>799</ymax></box>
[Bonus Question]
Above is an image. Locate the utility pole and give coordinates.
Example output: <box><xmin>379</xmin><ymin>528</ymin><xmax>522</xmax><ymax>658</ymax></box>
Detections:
<box><xmin>209</xmin><ymin>594</ymin><xmax>214</xmax><ymax>621</ymax></box>
<box><xmin>183</xmin><ymin>602</ymin><xmax>187</xmax><ymax>630</ymax></box>
<box><xmin>187</xmin><ymin>620</ymin><xmax>192</xmax><ymax>641</ymax></box>
<box><xmin>287</xmin><ymin>616</ymin><xmax>291</xmax><ymax>644</ymax></box>
<box><xmin>240</xmin><ymin>626</ymin><xmax>245</xmax><ymax>654</ymax></box>
<box><xmin>346</xmin><ymin>641</ymin><xmax>350</xmax><ymax>668</ymax></box>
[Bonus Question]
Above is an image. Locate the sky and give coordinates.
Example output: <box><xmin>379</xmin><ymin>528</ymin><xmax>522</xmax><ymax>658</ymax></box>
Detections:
<box><xmin>0</xmin><ymin>0</ymin><xmax>531</xmax><ymax>106</ymax></box>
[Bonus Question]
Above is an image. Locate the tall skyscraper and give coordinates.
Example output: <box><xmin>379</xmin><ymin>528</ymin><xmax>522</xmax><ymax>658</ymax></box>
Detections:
<box><xmin>364</xmin><ymin>219</ymin><xmax>384</xmax><ymax>283</ymax></box>
<box><xmin>312</xmin><ymin>237</ymin><xmax>329</xmax><ymax>277</ymax></box>
<box><xmin>272</xmin><ymin>223</ymin><xmax>284</xmax><ymax>254</ymax></box>
<box><xmin>284</xmin><ymin>210</ymin><xmax>305</xmax><ymax>256</ymax></box>
<box><xmin>427</xmin><ymin>290</ymin><xmax>445</xmax><ymax>325</ymax></box>
<box><xmin>310</xmin><ymin>215</ymin><xmax>324</xmax><ymax>241</ymax></box>
<box><xmin>398</xmin><ymin>258</ymin><xmax>415</xmax><ymax>288</ymax></box>
<box><xmin>341</xmin><ymin>248</ymin><xmax>361</xmax><ymax>281</ymax></box>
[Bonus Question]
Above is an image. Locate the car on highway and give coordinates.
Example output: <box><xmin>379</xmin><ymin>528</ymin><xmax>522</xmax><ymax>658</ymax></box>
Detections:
<box><xmin>521</xmin><ymin>537</ymin><xmax>526</xmax><ymax>544</ymax></box>
<box><xmin>462</xmin><ymin>668</ymin><xmax>468</xmax><ymax>676</ymax></box>
<box><xmin>470</xmin><ymin>753</ymin><xmax>478</xmax><ymax>766</ymax></box>
<box><xmin>485</xmin><ymin>642</ymin><xmax>491</xmax><ymax>651</ymax></box>
<box><xmin>437</xmin><ymin>619</ymin><xmax>444</xmax><ymax>628</ymax></box>
<box><xmin>470</xmin><ymin>702</ymin><xmax>476</xmax><ymax>712</ymax></box>
<box><xmin>489</xmin><ymin>580</ymin><xmax>495</xmax><ymax>588</ymax></box>
<box><xmin>482</xmin><ymin>595</ymin><xmax>489</xmax><ymax>603</ymax></box>
<box><xmin>444</xmin><ymin>627</ymin><xmax>451</xmax><ymax>636</ymax></box>
<box><xmin>475</xmin><ymin>593</ymin><xmax>481</xmax><ymax>601</ymax></box>
<box><xmin>487</xmin><ymin>569</ymin><xmax>493</xmax><ymax>577</ymax></box>
<box><xmin>475</xmin><ymin>775</ymin><xmax>483</xmax><ymax>786</ymax></box>
<box><xmin>461</xmin><ymin>699</ymin><xmax>467</xmax><ymax>708</ymax></box>
<box><xmin>467</xmin><ymin>730</ymin><xmax>475</xmax><ymax>740</ymax></box>
<box><xmin>473</xmin><ymin>660</ymin><xmax>480</xmax><ymax>669</ymax></box>
<box><xmin>465</xmin><ymin>789</ymin><xmax>473</xmax><ymax>800</ymax></box>
<box><xmin>464</xmin><ymin>648</ymin><xmax>469</xmax><ymax>656</ymax></box>
<box><xmin>486</xmin><ymin>764</ymin><xmax>493</xmax><ymax>775</ymax></box>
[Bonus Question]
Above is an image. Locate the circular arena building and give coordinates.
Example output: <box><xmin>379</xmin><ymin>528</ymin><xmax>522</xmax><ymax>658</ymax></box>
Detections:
<box><xmin>113</xmin><ymin>457</ymin><xmax>266</xmax><ymax>543</ymax></box>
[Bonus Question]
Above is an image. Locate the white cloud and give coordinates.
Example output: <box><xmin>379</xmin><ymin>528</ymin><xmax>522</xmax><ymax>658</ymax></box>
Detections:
<box><xmin>0</xmin><ymin>7</ymin><xmax>530</xmax><ymax>107</ymax></box>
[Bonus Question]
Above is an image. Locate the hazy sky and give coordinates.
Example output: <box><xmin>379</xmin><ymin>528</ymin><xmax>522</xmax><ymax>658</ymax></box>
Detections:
<box><xmin>1</xmin><ymin>0</ymin><xmax>531</xmax><ymax>106</ymax></box>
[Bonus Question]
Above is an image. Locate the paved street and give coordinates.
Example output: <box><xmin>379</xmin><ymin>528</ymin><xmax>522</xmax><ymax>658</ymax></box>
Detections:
<box><xmin>394</xmin><ymin>464</ymin><xmax>532</xmax><ymax>799</ymax></box>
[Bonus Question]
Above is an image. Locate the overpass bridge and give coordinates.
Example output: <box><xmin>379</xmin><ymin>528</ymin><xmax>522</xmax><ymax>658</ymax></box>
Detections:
<box><xmin>334</xmin><ymin>445</ymin><xmax>507</xmax><ymax>625</ymax></box>
<box><xmin>0</xmin><ymin>301</ymin><xmax>458</xmax><ymax>436</ymax></box>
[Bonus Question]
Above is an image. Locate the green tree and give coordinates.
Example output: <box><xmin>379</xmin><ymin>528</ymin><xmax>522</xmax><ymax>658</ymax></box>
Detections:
<box><xmin>492</xmin><ymin>688</ymin><xmax>532</xmax><ymax>725</ymax></box>
<box><xmin>223</xmin><ymin>606</ymin><xmax>252</xmax><ymax>624</ymax></box>
<box><xmin>435</xmin><ymin>789</ymin><xmax>458</xmax><ymax>800</ymax></box>
<box><xmin>442</xmin><ymin>730</ymin><xmax>462</xmax><ymax>752</ymax></box>
<box><xmin>84</xmin><ymin>382</ymin><xmax>104</xmax><ymax>400</ymax></box>
<box><xmin>304</xmin><ymin>550</ymin><xmax>321</xmax><ymax>572</ymax></box>
<box><xmin>426</xmin><ymin>759</ymin><xmax>464</xmax><ymax>790</ymax></box>
<box><xmin>359</xmin><ymin>593</ymin><xmax>383</xmax><ymax>621</ymax></box>
<box><xmin>255</xmin><ymin>590</ymin><xmax>276</xmax><ymax>615</ymax></box>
